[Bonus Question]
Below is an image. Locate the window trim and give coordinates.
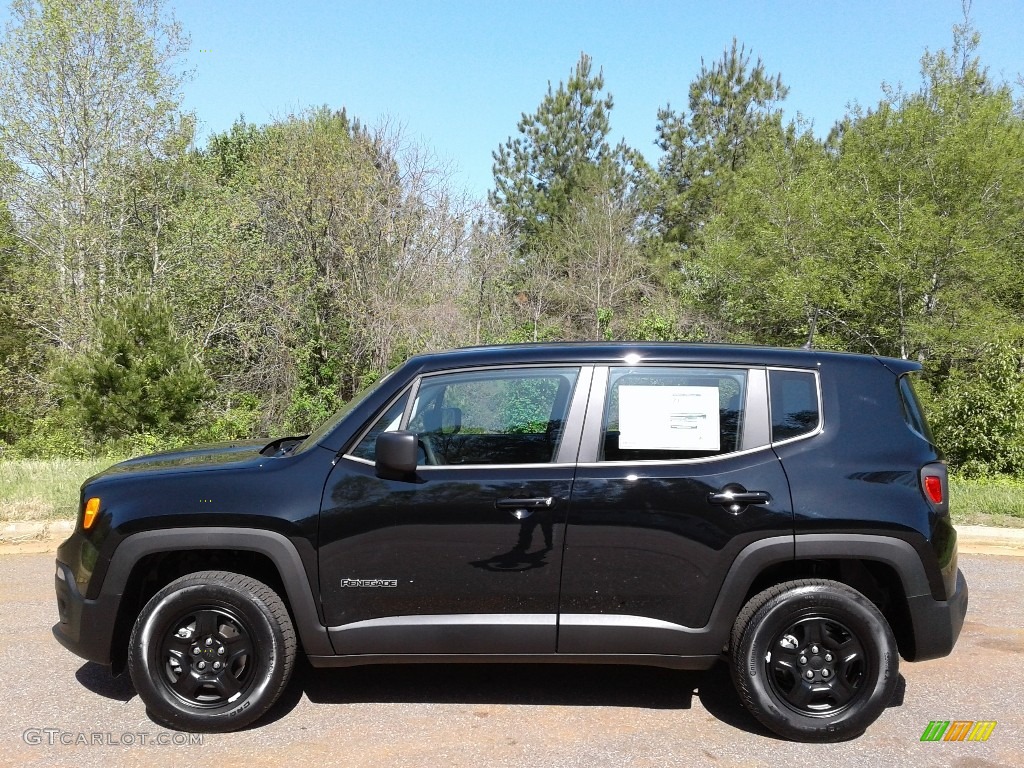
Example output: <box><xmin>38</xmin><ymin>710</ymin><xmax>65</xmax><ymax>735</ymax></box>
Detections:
<box><xmin>767</xmin><ymin>366</ymin><xmax>824</xmax><ymax>447</ymax></box>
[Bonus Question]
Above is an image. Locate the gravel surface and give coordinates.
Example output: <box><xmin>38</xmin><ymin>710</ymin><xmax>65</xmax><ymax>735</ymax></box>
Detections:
<box><xmin>0</xmin><ymin>551</ymin><xmax>1020</xmax><ymax>767</ymax></box>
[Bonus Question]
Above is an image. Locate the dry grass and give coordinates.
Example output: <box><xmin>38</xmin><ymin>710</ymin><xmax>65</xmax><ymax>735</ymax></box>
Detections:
<box><xmin>0</xmin><ymin>458</ymin><xmax>120</xmax><ymax>522</ymax></box>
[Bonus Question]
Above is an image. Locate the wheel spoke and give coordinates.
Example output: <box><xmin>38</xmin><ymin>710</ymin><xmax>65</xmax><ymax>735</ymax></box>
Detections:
<box><xmin>194</xmin><ymin>610</ymin><xmax>220</xmax><ymax>637</ymax></box>
<box><xmin>836</xmin><ymin>633</ymin><xmax>865</xmax><ymax>665</ymax></box>
<box><xmin>163</xmin><ymin>634</ymin><xmax>191</xmax><ymax>656</ymax></box>
<box><xmin>224</xmin><ymin>632</ymin><xmax>253</xmax><ymax>665</ymax></box>
<box><xmin>771</xmin><ymin>645</ymin><xmax>801</xmax><ymax>672</ymax></box>
<box><xmin>828</xmin><ymin>673</ymin><xmax>857</xmax><ymax>705</ymax></box>
<box><xmin>802</xmin><ymin>618</ymin><xmax>826</xmax><ymax>647</ymax></box>
<box><xmin>213</xmin><ymin>671</ymin><xmax>242</xmax><ymax>699</ymax></box>
<box><xmin>170</xmin><ymin>669</ymin><xmax>201</xmax><ymax>699</ymax></box>
<box><xmin>787</xmin><ymin>680</ymin><xmax>819</xmax><ymax>709</ymax></box>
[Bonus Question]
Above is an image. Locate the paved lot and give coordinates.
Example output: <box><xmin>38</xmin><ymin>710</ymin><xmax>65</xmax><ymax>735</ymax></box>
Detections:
<box><xmin>0</xmin><ymin>550</ymin><xmax>1020</xmax><ymax>767</ymax></box>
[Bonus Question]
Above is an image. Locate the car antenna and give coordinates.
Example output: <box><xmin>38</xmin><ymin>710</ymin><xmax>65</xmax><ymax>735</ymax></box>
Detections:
<box><xmin>802</xmin><ymin>309</ymin><xmax>818</xmax><ymax>350</ymax></box>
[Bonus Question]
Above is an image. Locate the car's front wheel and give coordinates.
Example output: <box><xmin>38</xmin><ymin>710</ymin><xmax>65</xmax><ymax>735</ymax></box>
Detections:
<box><xmin>730</xmin><ymin>579</ymin><xmax>898</xmax><ymax>742</ymax></box>
<box><xmin>128</xmin><ymin>570</ymin><xmax>296</xmax><ymax>732</ymax></box>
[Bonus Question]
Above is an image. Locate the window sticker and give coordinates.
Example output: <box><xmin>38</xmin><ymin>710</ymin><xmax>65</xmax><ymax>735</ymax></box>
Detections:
<box><xmin>618</xmin><ymin>385</ymin><xmax>721</xmax><ymax>451</ymax></box>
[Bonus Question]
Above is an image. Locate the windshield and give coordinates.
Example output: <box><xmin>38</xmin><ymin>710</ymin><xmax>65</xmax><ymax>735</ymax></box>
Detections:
<box><xmin>293</xmin><ymin>368</ymin><xmax>398</xmax><ymax>454</ymax></box>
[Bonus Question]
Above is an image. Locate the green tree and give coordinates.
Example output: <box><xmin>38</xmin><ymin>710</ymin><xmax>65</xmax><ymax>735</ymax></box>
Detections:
<box><xmin>693</xmin><ymin>19</ymin><xmax>1024</xmax><ymax>368</ymax></box>
<box><xmin>928</xmin><ymin>342</ymin><xmax>1024</xmax><ymax>476</ymax></box>
<box><xmin>0</xmin><ymin>199</ymin><xmax>39</xmax><ymax>444</ymax></box>
<box><xmin>0</xmin><ymin>0</ymin><xmax>190</xmax><ymax>345</ymax></box>
<box><xmin>698</xmin><ymin>126</ymin><xmax>840</xmax><ymax>347</ymax></box>
<box><xmin>59</xmin><ymin>291</ymin><xmax>212</xmax><ymax>440</ymax></box>
<box><xmin>655</xmin><ymin>39</ymin><xmax>789</xmax><ymax>251</ymax></box>
<box><xmin>827</xmin><ymin>18</ymin><xmax>1024</xmax><ymax>364</ymax></box>
<box><xmin>490</xmin><ymin>53</ymin><xmax>645</xmax><ymax>252</ymax></box>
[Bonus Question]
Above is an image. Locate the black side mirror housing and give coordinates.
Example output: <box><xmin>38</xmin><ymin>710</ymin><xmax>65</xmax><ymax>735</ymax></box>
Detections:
<box><xmin>375</xmin><ymin>431</ymin><xmax>418</xmax><ymax>480</ymax></box>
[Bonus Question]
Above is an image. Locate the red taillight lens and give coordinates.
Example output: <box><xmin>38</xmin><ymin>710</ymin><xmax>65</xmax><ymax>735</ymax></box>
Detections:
<box><xmin>924</xmin><ymin>475</ymin><xmax>943</xmax><ymax>505</ymax></box>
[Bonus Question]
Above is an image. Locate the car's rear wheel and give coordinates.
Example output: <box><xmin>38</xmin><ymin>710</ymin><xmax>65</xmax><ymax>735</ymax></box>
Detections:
<box><xmin>128</xmin><ymin>570</ymin><xmax>296</xmax><ymax>732</ymax></box>
<box><xmin>730</xmin><ymin>579</ymin><xmax>898</xmax><ymax>742</ymax></box>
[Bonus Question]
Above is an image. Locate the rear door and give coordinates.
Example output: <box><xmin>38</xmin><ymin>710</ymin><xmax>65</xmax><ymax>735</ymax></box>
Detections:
<box><xmin>558</xmin><ymin>364</ymin><xmax>794</xmax><ymax>655</ymax></box>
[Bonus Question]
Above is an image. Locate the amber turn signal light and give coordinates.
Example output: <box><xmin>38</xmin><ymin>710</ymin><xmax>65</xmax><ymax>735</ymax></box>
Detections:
<box><xmin>83</xmin><ymin>497</ymin><xmax>101</xmax><ymax>530</ymax></box>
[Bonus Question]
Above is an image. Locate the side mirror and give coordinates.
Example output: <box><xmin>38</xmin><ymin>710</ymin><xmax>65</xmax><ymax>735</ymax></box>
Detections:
<box><xmin>375</xmin><ymin>431</ymin><xmax>418</xmax><ymax>480</ymax></box>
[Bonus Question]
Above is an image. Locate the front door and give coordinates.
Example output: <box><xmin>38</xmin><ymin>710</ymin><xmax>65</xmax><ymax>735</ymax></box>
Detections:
<box><xmin>319</xmin><ymin>365</ymin><xmax>588</xmax><ymax>655</ymax></box>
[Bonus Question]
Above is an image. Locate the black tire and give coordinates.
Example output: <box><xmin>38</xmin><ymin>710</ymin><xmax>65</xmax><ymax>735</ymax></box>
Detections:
<box><xmin>730</xmin><ymin>579</ymin><xmax>898</xmax><ymax>742</ymax></box>
<box><xmin>128</xmin><ymin>570</ymin><xmax>296</xmax><ymax>732</ymax></box>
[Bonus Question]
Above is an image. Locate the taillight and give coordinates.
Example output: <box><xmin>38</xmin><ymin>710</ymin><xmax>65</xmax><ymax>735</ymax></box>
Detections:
<box><xmin>919</xmin><ymin>463</ymin><xmax>949</xmax><ymax>514</ymax></box>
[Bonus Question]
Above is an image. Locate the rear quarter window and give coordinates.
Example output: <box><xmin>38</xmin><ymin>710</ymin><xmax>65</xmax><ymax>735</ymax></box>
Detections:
<box><xmin>898</xmin><ymin>373</ymin><xmax>934</xmax><ymax>442</ymax></box>
<box><xmin>769</xmin><ymin>369</ymin><xmax>820</xmax><ymax>442</ymax></box>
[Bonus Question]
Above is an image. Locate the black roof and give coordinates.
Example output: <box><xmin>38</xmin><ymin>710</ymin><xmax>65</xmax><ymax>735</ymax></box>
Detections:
<box><xmin>399</xmin><ymin>342</ymin><xmax>921</xmax><ymax>375</ymax></box>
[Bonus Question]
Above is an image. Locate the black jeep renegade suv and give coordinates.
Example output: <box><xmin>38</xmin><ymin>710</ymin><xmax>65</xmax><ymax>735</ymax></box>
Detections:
<box><xmin>53</xmin><ymin>343</ymin><xmax>967</xmax><ymax>741</ymax></box>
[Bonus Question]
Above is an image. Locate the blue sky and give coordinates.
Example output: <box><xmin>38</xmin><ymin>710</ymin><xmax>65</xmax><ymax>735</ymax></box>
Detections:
<box><xmin>170</xmin><ymin>1</ymin><xmax>1021</xmax><ymax>197</ymax></box>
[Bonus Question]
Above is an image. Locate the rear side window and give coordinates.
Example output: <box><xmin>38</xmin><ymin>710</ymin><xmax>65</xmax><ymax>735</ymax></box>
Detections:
<box><xmin>600</xmin><ymin>366</ymin><xmax>747</xmax><ymax>461</ymax></box>
<box><xmin>769</xmin><ymin>370</ymin><xmax>820</xmax><ymax>442</ymax></box>
<box><xmin>898</xmin><ymin>374</ymin><xmax>934</xmax><ymax>442</ymax></box>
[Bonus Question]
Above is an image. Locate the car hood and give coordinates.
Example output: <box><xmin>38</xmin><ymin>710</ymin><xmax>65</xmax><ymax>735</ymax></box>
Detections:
<box><xmin>88</xmin><ymin>439</ymin><xmax>271</xmax><ymax>481</ymax></box>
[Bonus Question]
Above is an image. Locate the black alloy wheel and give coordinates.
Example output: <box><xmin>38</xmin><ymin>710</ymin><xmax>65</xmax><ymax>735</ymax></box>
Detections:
<box><xmin>730</xmin><ymin>579</ymin><xmax>898</xmax><ymax>742</ymax></box>
<box><xmin>129</xmin><ymin>571</ymin><xmax>296</xmax><ymax>732</ymax></box>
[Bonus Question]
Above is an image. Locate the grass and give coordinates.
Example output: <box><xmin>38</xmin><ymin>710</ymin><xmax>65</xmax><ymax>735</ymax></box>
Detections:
<box><xmin>0</xmin><ymin>458</ymin><xmax>121</xmax><ymax>522</ymax></box>
<box><xmin>1</xmin><ymin>459</ymin><xmax>1023</xmax><ymax>528</ymax></box>
<box><xmin>950</xmin><ymin>475</ymin><xmax>1024</xmax><ymax>528</ymax></box>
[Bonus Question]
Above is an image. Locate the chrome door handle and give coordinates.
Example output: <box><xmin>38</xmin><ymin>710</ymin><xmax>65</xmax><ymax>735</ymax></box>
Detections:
<box><xmin>494</xmin><ymin>497</ymin><xmax>555</xmax><ymax>510</ymax></box>
<box><xmin>495</xmin><ymin>497</ymin><xmax>556</xmax><ymax>519</ymax></box>
<box><xmin>707</xmin><ymin>486</ymin><xmax>771</xmax><ymax>513</ymax></box>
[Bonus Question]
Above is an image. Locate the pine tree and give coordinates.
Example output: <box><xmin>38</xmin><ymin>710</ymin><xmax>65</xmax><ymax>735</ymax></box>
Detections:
<box><xmin>59</xmin><ymin>292</ymin><xmax>212</xmax><ymax>440</ymax></box>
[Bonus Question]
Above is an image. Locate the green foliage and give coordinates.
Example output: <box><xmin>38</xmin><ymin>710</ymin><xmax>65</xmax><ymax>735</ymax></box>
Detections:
<box><xmin>929</xmin><ymin>342</ymin><xmax>1024</xmax><ymax>477</ymax></box>
<box><xmin>194</xmin><ymin>393</ymin><xmax>265</xmax><ymax>443</ymax></box>
<box><xmin>822</xmin><ymin>21</ymin><xmax>1024</xmax><ymax>362</ymax></box>
<box><xmin>7</xmin><ymin>411</ymin><xmax>93</xmax><ymax>459</ymax></box>
<box><xmin>491</xmin><ymin>53</ymin><xmax>646</xmax><ymax>253</ymax></box>
<box><xmin>655</xmin><ymin>39</ymin><xmax>789</xmax><ymax>250</ymax></box>
<box><xmin>58</xmin><ymin>292</ymin><xmax>213</xmax><ymax>441</ymax></box>
<box><xmin>0</xmin><ymin>200</ymin><xmax>40</xmax><ymax>443</ymax></box>
<box><xmin>0</xmin><ymin>2</ymin><xmax>1020</xmax><ymax>490</ymax></box>
<box><xmin>0</xmin><ymin>0</ymin><xmax>190</xmax><ymax>345</ymax></box>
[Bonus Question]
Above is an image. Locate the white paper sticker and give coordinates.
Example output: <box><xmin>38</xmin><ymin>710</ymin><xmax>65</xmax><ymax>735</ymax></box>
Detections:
<box><xmin>618</xmin><ymin>386</ymin><xmax>721</xmax><ymax>451</ymax></box>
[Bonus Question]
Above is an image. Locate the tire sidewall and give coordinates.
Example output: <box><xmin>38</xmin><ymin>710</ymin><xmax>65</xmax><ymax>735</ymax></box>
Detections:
<box><xmin>130</xmin><ymin>581</ymin><xmax>286</xmax><ymax>732</ymax></box>
<box><xmin>738</xmin><ymin>585</ymin><xmax>898</xmax><ymax>742</ymax></box>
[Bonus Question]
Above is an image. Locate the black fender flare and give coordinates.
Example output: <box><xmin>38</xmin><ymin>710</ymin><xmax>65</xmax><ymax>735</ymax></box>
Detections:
<box><xmin>695</xmin><ymin>533</ymin><xmax>935</xmax><ymax>656</ymax></box>
<box><xmin>105</xmin><ymin>527</ymin><xmax>332</xmax><ymax>656</ymax></box>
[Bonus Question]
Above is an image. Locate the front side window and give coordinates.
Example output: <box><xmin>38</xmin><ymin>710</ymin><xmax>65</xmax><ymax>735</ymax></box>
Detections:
<box><xmin>408</xmin><ymin>367</ymin><xmax>580</xmax><ymax>466</ymax></box>
<box><xmin>601</xmin><ymin>367</ymin><xmax>747</xmax><ymax>461</ymax></box>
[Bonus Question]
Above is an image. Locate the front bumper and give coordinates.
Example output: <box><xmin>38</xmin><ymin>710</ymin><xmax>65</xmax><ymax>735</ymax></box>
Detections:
<box><xmin>52</xmin><ymin>559</ymin><xmax>119</xmax><ymax>666</ymax></box>
<box><xmin>906</xmin><ymin>567</ymin><xmax>969</xmax><ymax>662</ymax></box>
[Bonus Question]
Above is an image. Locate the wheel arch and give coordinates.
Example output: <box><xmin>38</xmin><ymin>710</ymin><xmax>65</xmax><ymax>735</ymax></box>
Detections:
<box><xmin>718</xmin><ymin>534</ymin><xmax>932</xmax><ymax>662</ymax></box>
<box><xmin>106</xmin><ymin>528</ymin><xmax>331</xmax><ymax>672</ymax></box>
